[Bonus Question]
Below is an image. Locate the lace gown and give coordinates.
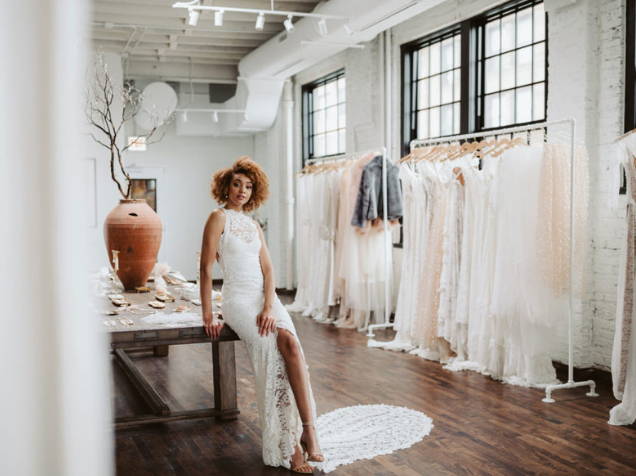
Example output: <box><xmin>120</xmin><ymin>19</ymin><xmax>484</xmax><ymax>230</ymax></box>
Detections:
<box><xmin>217</xmin><ymin>208</ymin><xmax>317</xmax><ymax>469</ymax></box>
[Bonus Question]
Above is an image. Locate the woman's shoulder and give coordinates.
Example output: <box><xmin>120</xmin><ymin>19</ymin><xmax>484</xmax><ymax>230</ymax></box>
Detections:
<box><xmin>207</xmin><ymin>208</ymin><xmax>227</xmax><ymax>228</ymax></box>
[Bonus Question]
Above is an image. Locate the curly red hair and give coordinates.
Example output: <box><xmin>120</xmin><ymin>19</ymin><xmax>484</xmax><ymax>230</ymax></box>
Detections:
<box><xmin>211</xmin><ymin>156</ymin><xmax>269</xmax><ymax>212</ymax></box>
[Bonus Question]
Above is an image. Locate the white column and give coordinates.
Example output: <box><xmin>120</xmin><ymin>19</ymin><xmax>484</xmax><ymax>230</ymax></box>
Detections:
<box><xmin>0</xmin><ymin>1</ymin><xmax>114</xmax><ymax>475</ymax></box>
<box><xmin>283</xmin><ymin>81</ymin><xmax>296</xmax><ymax>290</ymax></box>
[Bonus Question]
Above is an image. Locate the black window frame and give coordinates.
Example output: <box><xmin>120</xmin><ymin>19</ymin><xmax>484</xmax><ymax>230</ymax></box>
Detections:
<box><xmin>400</xmin><ymin>0</ymin><xmax>548</xmax><ymax>156</ymax></box>
<box><xmin>301</xmin><ymin>69</ymin><xmax>346</xmax><ymax>166</ymax></box>
<box><xmin>475</xmin><ymin>0</ymin><xmax>548</xmax><ymax>132</ymax></box>
<box><xmin>621</xmin><ymin>0</ymin><xmax>636</xmax><ymax>194</ymax></box>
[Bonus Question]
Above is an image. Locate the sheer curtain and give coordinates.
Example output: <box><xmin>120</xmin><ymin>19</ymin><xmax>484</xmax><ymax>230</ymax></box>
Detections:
<box><xmin>0</xmin><ymin>1</ymin><xmax>114</xmax><ymax>475</ymax></box>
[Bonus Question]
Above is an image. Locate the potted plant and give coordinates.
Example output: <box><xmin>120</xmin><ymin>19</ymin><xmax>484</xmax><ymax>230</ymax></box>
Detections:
<box><xmin>86</xmin><ymin>57</ymin><xmax>171</xmax><ymax>290</ymax></box>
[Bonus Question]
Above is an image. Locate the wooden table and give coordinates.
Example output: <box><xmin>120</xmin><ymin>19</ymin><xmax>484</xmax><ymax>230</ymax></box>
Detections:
<box><xmin>104</xmin><ymin>288</ymin><xmax>240</xmax><ymax>429</ymax></box>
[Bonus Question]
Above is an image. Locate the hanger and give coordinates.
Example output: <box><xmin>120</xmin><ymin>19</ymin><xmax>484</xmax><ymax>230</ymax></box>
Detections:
<box><xmin>491</xmin><ymin>136</ymin><xmax>526</xmax><ymax>157</ymax></box>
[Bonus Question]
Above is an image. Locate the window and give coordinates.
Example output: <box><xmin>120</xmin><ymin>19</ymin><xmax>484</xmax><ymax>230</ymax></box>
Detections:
<box><xmin>302</xmin><ymin>70</ymin><xmax>346</xmax><ymax>163</ymax></box>
<box><xmin>400</xmin><ymin>0</ymin><xmax>547</xmax><ymax>153</ymax></box>
<box><xmin>477</xmin><ymin>0</ymin><xmax>546</xmax><ymax>130</ymax></box>
<box><xmin>402</xmin><ymin>28</ymin><xmax>463</xmax><ymax>153</ymax></box>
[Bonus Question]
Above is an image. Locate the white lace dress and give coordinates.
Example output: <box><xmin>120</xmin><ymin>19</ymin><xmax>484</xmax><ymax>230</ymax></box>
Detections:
<box><xmin>217</xmin><ymin>208</ymin><xmax>317</xmax><ymax>469</ymax></box>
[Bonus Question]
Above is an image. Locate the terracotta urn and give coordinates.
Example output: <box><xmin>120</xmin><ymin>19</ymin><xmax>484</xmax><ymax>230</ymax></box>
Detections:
<box><xmin>104</xmin><ymin>199</ymin><xmax>162</xmax><ymax>290</ymax></box>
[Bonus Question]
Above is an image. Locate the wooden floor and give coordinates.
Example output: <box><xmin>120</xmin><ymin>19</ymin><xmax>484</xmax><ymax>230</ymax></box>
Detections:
<box><xmin>113</xmin><ymin>296</ymin><xmax>636</xmax><ymax>476</ymax></box>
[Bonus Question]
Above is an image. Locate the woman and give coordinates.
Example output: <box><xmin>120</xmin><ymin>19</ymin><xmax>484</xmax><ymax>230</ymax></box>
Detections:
<box><xmin>199</xmin><ymin>156</ymin><xmax>323</xmax><ymax>474</ymax></box>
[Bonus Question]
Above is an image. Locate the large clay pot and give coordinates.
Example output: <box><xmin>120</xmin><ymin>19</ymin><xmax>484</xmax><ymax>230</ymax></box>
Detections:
<box><xmin>104</xmin><ymin>199</ymin><xmax>162</xmax><ymax>290</ymax></box>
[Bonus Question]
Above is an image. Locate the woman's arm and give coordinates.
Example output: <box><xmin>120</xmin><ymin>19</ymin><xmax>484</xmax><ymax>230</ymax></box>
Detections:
<box><xmin>200</xmin><ymin>209</ymin><xmax>225</xmax><ymax>339</ymax></box>
<box><xmin>256</xmin><ymin>223</ymin><xmax>277</xmax><ymax>336</ymax></box>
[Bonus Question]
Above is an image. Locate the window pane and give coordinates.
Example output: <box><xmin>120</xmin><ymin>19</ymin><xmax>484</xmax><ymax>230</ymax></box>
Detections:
<box><xmin>418</xmin><ymin>78</ymin><xmax>429</xmax><ymax>109</ymax></box>
<box><xmin>501</xmin><ymin>14</ymin><xmax>515</xmax><ymax>52</ymax></box>
<box><xmin>325</xmin><ymin>131</ymin><xmax>338</xmax><ymax>155</ymax></box>
<box><xmin>314</xmin><ymin>134</ymin><xmax>325</xmax><ymax>157</ymax></box>
<box><xmin>533</xmin><ymin>83</ymin><xmax>545</xmax><ymax>121</ymax></box>
<box><xmin>454</xmin><ymin>35</ymin><xmax>461</xmax><ymax>68</ymax></box>
<box><xmin>418</xmin><ymin>47</ymin><xmax>430</xmax><ymax>79</ymax></box>
<box><xmin>429</xmin><ymin>106</ymin><xmax>441</xmax><ymax>137</ymax></box>
<box><xmin>441</xmin><ymin>71</ymin><xmax>453</xmax><ymax>104</ymax></box>
<box><xmin>486</xmin><ymin>19</ymin><xmax>500</xmax><ymax>56</ymax></box>
<box><xmin>441</xmin><ymin>104</ymin><xmax>453</xmax><ymax>136</ymax></box>
<box><xmin>442</xmin><ymin>37</ymin><xmax>454</xmax><ymax>71</ymax></box>
<box><xmin>516</xmin><ymin>46</ymin><xmax>532</xmax><ymax>86</ymax></box>
<box><xmin>485</xmin><ymin>93</ymin><xmax>500</xmax><ymax>128</ymax></box>
<box><xmin>430</xmin><ymin>75</ymin><xmax>441</xmax><ymax>107</ymax></box>
<box><xmin>325</xmin><ymin>105</ymin><xmax>337</xmax><ymax>131</ymax></box>
<box><xmin>314</xmin><ymin>109</ymin><xmax>325</xmax><ymax>134</ymax></box>
<box><xmin>454</xmin><ymin>69</ymin><xmax>461</xmax><ymax>102</ymax></box>
<box><xmin>453</xmin><ymin>102</ymin><xmax>460</xmax><ymax>133</ymax></box>
<box><xmin>337</xmin><ymin>77</ymin><xmax>346</xmax><ymax>102</ymax></box>
<box><xmin>517</xmin><ymin>7</ymin><xmax>532</xmax><ymax>47</ymax></box>
<box><xmin>417</xmin><ymin>110</ymin><xmax>429</xmax><ymax>139</ymax></box>
<box><xmin>314</xmin><ymin>85</ymin><xmax>325</xmax><ymax>110</ymax></box>
<box><xmin>516</xmin><ymin>86</ymin><xmax>532</xmax><ymax>123</ymax></box>
<box><xmin>430</xmin><ymin>42</ymin><xmax>441</xmax><ymax>75</ymax></box>
<box><xmin>338</xmin><ymin>129</ymin><xmax>346</xmax><ymax>153</ymax></box>
<box><xmin>485</xmin><ymin>57</ymin><xmax>500</xmax><ymax>94</ymax></box>
<box><xmin>338</xmin><ymin>104</ymin><xmax>346</xmax><ymax>129</ymax></box>
<box><xmin>501</xmin><ymin>89</ymin><xmax>514</xmax><ymax>125</ymax></box>
<box><xmin>501</xmin><ymin>51</ymin><xmax>515</xmax><ymax>90</ymax></box>
<box><xmin>533</xmin><ymin>43</ymin><xmax>545</xmax><ymax>82</ymax></box>
<box><xmin>325</xmin><ymin>81</ymin><xmax>337</xmax><ymax>106</ymax></box>
<box><xmin>534</xmin><ymin>4</ymin><xmax>545</xmax><ymax>41</ymax></box>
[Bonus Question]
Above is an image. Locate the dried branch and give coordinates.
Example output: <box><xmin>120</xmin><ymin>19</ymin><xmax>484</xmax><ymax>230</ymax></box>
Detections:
<box><xmin>85</xmin><ymin>55</ymin><xmax>171</xmax><ymax>199</ymax></box>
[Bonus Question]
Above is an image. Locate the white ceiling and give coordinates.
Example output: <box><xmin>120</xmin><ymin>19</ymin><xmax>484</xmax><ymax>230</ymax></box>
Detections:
<box><xmin>91</xmin><ymin>0</ymin><xmax>322</xmax><ymax>82</ymax></box>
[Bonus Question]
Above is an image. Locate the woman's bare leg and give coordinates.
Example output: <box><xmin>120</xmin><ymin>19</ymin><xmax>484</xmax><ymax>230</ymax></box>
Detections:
<box><xmin>277</xmin><ymin>329</ymin><xmax>322</xmax><ymax>456</ymax></box>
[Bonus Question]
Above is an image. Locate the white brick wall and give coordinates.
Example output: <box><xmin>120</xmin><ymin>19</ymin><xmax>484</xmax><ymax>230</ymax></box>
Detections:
<box><xmin>265</xmin><ymin>0</ymin><xmax>629</xmax><ymax>369</ymax></box>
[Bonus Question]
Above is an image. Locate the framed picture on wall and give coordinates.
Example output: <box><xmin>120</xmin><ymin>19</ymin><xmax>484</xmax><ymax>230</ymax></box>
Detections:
<box><xmin>130</xmin><ymin>178</ymin><xmax>157</xmax><ymax>211</ymax></box>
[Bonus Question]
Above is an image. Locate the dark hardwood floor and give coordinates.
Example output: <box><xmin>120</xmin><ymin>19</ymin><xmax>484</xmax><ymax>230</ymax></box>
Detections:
<box><xmin>113</xmin><ymin>296</ymin><xmax>636</xmax><ymax>476</ymax></box>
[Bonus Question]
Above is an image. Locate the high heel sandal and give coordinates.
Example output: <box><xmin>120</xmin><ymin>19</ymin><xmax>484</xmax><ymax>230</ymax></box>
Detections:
<box><xmin>290</xmin><ymin>445</ymin><xmax>314</xmax><ymax>474</ymax></box>
<box><xmin>300</xmin><ymin>422</ymin><xmax>325</xmax><ymax>463</ymax></box>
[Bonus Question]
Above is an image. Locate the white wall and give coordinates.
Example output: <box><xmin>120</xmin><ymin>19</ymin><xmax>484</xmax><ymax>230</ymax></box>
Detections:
<box><xmin>278</xmin><ymin>0</ymin><xmax>629</xmax><ymax>369</ymax></box>
<box><xmin>122</xmin><ymin>124</ymin><xmax>255</xmax><ymax>280</ymax></box>
<box><xmin>83</xmin><ymin>55</ymin><xmax>255</xmax><ymax>280</ymax></box>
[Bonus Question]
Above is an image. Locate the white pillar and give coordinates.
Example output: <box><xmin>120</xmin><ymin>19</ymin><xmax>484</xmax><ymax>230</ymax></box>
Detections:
<box><xmin>0</xmin><ymin>1</ymin><xmax>114</xmax><ymax>475</ymax></box>
<box><xmin>283</xmin><ymin>81</ymin><xmax>296</xmax><ymax>290</ymax></box>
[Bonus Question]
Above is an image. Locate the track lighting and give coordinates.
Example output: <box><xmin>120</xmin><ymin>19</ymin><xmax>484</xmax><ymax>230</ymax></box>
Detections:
<box><xmin>317</xmin><ymin>18</ymin><xmax>328</xmax><ymax>37</ymax></box>
<box><xmin>284</xmin><ymin>15</ymin><xmax>294</xmax><ymax>32</ymax></box>
<box><xmin>212</xmin><ymin>111</ymin><xmax>219</xmax><ymax>122</ymax></box>
<box><xmin>188</xmin><ymin>8</ymin><xmax>200</xmax><ymax>26</ymax></box>
<box><xmin>214</xmin><ymin>9</ymin><xmax>224</xmax><ymax>27</ymax></box>
<box><xmin>255</xmin><ymin>12</ymin><xmax>265</xmax><ymax>30</ymax></box>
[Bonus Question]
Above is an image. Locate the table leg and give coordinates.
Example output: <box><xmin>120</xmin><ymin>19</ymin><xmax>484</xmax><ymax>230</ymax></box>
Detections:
<box><xmin>212</xmin><ymin>340</ymin><xmax>239</xmax><ymax>420</ymax></box>
<box><xmin>153</xmin><ymin>345</ymin><xmax>169</xmax><ymax>357</ymax></box>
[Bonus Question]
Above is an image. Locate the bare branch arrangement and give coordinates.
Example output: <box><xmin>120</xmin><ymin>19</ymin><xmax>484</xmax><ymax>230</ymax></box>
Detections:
<box><xmin>86</xmin><ymin>56</ymin><xmax>171</xmax><ymax>199</ymax></box>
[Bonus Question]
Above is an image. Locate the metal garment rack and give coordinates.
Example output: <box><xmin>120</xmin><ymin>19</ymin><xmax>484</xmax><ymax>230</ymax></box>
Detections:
<box><xmin>407</xmin><ymin>118</ymin><xmax>598</xmax><ymax>403</ymax></box>
<box><xmin>306</xmin><ymin>148</ymin><xmax>392</xmax><ymax>333</ymax></box>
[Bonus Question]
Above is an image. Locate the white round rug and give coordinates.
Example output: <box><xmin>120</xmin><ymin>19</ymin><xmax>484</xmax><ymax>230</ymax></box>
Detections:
<box><xmin>312</xmin><ymin>404</ymin><xmax>434</xmax><ymax>473</ymax></box>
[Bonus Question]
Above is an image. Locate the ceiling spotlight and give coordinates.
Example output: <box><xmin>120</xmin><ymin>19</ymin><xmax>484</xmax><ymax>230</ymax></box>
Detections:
<box><xmin>182</xmin><ymin>111</ymin><xmax>188</xmax><ymax>122</ymax></box>
<box><xmin>317</xmin><ymin>18</ymin><xmax>328</xmax><ymax>37</ymax></box>
<box><xmin>284</xmin><ymin>15</ymin><xmax>294</xmax><ymax>32</ymax></box>
<box><xmin>343</xmin><ymin>24</ymin><xmax>353</xmax><ymax>36</ymax></box>
<box><xmin>255</xmin><ymin>12</ymin><xmax>265</xmax><ymax>31</ymax></box>
<box><xmin>188</xmin><ymin>8</ymin><xmax>200</xmax><ymax>26</ymax></box>
<box><xmin>212</xmin><ymin>111</ymin><xmax>219</xmax><ymax>122</ymax></box>
<box><xmin>214</xmin><ymin>9</ymin><xmax>224</xmax><ymax>27</ymax></box>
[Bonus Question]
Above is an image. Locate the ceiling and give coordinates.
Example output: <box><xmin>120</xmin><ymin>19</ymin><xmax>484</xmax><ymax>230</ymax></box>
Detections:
<box><xmin>91</xmin><ymin>0</ymin><xmax>323</xmax><ymax>82</ymax></box>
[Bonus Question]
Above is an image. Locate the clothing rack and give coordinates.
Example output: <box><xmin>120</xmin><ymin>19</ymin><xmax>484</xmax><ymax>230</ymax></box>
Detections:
<box><xmin>303</xmin><ymin>148</ymin><xmax>392</xmax><ymax>333</ymax></box>
<box><xmin>408</xmin><ymin>119</ymin><xmax>598</xmax><ymax>403</ymax></box>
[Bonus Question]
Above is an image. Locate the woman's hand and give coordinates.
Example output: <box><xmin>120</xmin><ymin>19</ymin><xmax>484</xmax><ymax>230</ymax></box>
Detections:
<box><xmin>256</xmin><ymin>308</ymin><xmax>277</xmax><ymax>337</ymax></box>
<box><xmin>203</xmin><ymin>312</ymin><xmax>224</xmax><ymax>339</ymax></box>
